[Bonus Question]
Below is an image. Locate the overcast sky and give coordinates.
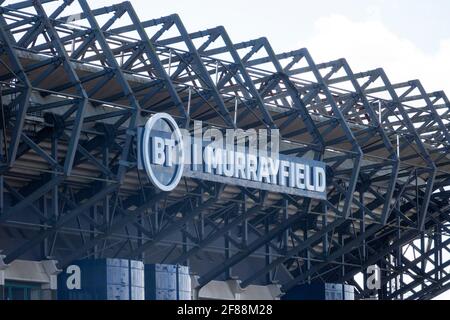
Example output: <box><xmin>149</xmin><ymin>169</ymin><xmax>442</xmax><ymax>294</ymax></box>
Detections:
<box><xmin>7</xmin><ymin>0</ymin><xmax>450</xmax><ymax>300</ymax></box>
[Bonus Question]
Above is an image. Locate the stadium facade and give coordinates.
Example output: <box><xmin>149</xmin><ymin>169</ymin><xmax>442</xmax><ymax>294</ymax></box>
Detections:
<box><xmin>0</xmin><ymin>0</ymin><xmax>449</xmax><ymax>300</ymax></box>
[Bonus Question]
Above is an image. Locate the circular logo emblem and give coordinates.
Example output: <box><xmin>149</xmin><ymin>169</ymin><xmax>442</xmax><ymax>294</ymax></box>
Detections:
<box><xmin>142</xmin><ymin>113</ymin><xmax>184</xmax><ymax>192</ymax></box>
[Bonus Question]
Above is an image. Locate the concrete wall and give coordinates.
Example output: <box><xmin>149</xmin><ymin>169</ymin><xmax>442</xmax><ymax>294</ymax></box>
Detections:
<box><xmin>0</xmin><ymin>256</ymin><xmax>60</xmax><ymax>300</ymax></box>
<box><xmin>192</xmin><ymin>276</ymin><xmax>282</xmax><ymax>300</ymax></box>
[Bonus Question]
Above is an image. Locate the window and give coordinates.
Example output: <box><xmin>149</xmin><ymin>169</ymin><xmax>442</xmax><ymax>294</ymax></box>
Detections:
<box><xmin>4</xmin><ymin>281</ymin><xmax>42</xmax><ymax>300</ymax></box>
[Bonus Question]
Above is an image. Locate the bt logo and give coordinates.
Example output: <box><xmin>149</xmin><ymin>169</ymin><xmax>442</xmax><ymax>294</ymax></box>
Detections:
<box><xmin>151</xmin><ymin>137</ymin><xmax>176</xmax><ymax>167</ymax></box>
<box><xmin>141</xmin><ymin>113</ymin><xmax>184</xmax><ymax>192</ymax></box>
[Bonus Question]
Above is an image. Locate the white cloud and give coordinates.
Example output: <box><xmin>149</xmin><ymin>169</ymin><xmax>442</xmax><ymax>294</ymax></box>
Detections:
<box><xmin>302</xmin><ymin>14</ymin><xmax>450</xmax><ymax>96</ymax></box>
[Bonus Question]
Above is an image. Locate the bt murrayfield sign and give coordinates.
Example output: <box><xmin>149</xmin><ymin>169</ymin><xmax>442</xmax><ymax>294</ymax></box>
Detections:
<box><xmin>138</xmin><ymin>113</ymin><xmax>327</xmax><ymax>200</ymax></box>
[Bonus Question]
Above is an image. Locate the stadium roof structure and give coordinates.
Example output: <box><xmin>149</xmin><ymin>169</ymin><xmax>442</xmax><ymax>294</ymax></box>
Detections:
<box><xmin>0</xmin><ymin>0</ymin><xmax>449</xmax><ymax>300</ymax></box>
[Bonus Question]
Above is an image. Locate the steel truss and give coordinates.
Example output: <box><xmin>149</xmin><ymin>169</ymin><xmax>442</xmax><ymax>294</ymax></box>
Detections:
<box><xmin>0</xmin><ymin>0</ymin><xmax>448</xmax><ymax>300</ymax></box>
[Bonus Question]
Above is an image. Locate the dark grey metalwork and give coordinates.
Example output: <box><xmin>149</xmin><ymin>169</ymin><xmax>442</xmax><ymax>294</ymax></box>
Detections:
<box><xmin>0</xmin><ymin>0</ymin><xmax>448</xmax><ymax>300</ymax></box>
